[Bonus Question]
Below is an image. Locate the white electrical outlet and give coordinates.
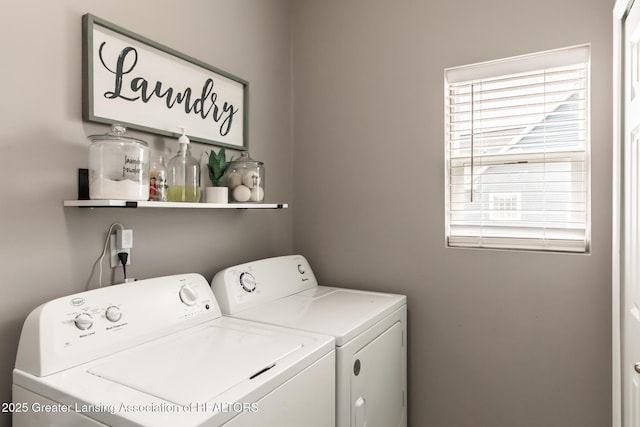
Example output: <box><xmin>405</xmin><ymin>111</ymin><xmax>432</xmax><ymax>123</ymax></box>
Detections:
<box><xmin>110</xmin><ymin>235</ymin><xmax>131</xmax><ymax>268</ymax></box>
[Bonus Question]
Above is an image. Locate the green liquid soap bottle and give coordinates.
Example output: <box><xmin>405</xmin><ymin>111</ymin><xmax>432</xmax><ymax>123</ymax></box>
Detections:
<box><xmin>167</xmin><ymin>127</ymin><xmax>201</xmax><ymax>202</ymax></box>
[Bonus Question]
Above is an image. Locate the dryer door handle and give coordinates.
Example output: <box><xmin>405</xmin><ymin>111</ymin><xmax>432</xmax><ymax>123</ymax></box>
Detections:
<box><xmin>354</xmin><ymin>397</ymin><xmax>366</xmax><ymax>427</ymax></box>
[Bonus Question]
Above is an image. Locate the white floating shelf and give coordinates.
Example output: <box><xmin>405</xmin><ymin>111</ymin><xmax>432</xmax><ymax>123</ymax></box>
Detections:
<box><xmin>64</xmin><ymin>200</ymin><xmax>288</xmax><ymax>209</ymax></box>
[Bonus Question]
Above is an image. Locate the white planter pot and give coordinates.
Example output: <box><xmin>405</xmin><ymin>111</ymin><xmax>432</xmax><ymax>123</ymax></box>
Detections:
<box><xmin>205</xmin><ymin>187</ymin><xmax>228</xmax><ymax>204</ymax></box>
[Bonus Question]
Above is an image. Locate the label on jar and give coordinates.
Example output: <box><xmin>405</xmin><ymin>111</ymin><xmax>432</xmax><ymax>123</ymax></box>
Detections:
<box><xmin>123</xmin><ymin>155</ymin><xmax>146</xmax><ymax>178</ymax></box>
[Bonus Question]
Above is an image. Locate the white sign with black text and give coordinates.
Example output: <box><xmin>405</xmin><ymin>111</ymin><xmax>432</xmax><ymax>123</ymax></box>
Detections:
<box><xmin>83</xmin><ymin>14</ymin><xmax>248</xmax><ymax>149</ymax></box>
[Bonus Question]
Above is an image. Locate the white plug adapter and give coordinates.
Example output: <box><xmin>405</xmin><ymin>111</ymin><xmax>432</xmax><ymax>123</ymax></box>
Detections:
<box><xmin>116</xmin><ymin>229</ymin><xmax>133</xmax><ymax>250</ymax></box>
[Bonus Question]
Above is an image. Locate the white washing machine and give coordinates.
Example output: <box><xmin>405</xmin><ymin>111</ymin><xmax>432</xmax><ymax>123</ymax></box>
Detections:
<box><xmin>13</xmin><ymin>273</ymin><xmax>335</xmax><ymax>427</ymax></box>
<box><xmin>211</xmin><ymin>255</ymin><xmax>407</xmax><ymax>427</ymax></box>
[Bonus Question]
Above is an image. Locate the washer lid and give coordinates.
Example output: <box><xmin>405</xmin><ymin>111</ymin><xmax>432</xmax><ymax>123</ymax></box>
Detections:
<box><xmin>88</xmin><ymin>325</ymin><xmax>301</xmax><ymax>405</ymax></box>
<box><xmin>232</xmin><ymin>287</ymin><xmax>406</xmax><ymax>346</ymax></box>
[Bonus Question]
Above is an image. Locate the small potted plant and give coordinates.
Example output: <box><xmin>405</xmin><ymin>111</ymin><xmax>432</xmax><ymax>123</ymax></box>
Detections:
<box><xmin>205</xmin><ymin>147</ymin><xmax>232</xmax><ymax>203</ymax></box>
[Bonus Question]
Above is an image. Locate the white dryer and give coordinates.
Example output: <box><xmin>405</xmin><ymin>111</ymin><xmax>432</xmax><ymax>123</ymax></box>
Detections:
<box><xmin>211</xmin><ymin>255</ymin><xmax>407</xmax><ymax>427</ymax></box>
<box><xmin>13</xmin><ymin>273</ymin><xmax>335</xmax><ymax>427</ymax></box>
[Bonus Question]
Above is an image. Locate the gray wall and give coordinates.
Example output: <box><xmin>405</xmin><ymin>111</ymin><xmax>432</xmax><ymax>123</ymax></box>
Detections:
<box><xmin>0</xmin><ymin>1</ymin><xmax>293</xmax><ymax>426</ymax></box>
<box><xmin>0</xmin><ymin>1</ymin><xmax>614</xmax><ymax>426</ymax></box>
<box><xmin>291</xmin><ymin>1</ymin><xmax>613</xmax><ymax>426</ymax></box>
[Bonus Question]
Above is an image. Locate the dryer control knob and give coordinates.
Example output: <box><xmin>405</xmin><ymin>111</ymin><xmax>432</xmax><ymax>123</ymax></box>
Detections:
<box><xmin>179</xmin><ymin>284</ymin><xmax>198</xmax><ymax>306</ymax></box>
<box><xmin>74</xmin><ymin>313</ymin><xmax>94</xmax><ymax>330</ymax></box>
<box><xmin>239</xmin><ymin>272</ymin><xmax>257</xmax><ymax>292</ymax></box>
<box><xmin>105</xmin><ymin>305</ymin><xmax>122</xmax><ymax>322</ymax></box>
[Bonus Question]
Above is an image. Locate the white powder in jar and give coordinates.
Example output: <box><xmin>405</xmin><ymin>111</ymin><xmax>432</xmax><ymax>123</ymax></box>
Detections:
<box><xmin>90</xmin><ymin>178</ymin><xmax>149</xmax><ymax>201</ymax></box>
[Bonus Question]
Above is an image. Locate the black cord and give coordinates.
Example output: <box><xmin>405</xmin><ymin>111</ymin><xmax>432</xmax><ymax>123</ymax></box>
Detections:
<box><xmin>117</xmin><ymin>252</ymin><xmax>128</xmax><ymax>280</ymax></box>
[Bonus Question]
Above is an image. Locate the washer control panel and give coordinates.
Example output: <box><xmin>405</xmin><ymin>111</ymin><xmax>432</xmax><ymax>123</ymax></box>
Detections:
<box><xmin>15</xmin><ymin>274</ymin><xmax>221</xmax><ymax>377</ymax></box>
<box><xmin>70</xmin><ymin>305</ymin><xmax>123</xmax><ymax>331</ymax></box>
<box><xmin>211</xmin><ymin>254</ymin><xmax>318</xmax><ymax>314</ymax></box>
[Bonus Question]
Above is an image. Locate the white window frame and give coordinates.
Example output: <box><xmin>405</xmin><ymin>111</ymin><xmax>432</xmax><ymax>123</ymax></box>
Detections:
<box><xmin>444</xmin><ymin>45</ymin><xmax>591</xmax><ymax>253</ymax></box>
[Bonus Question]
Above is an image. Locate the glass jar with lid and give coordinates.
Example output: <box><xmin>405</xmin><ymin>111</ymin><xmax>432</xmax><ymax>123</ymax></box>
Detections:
<box><xmin>223</xmin><ymin>151</ymin><xmax>265</xmax><ymax>203</ymax></box>
<box><xmin>88</xmin><ymin>124</ymin><xmax>150</xmax><ymax>201</ymax></box>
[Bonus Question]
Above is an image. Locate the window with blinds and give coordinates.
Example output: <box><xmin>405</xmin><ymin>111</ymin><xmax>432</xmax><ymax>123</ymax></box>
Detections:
<box><xmin>444</xmin><ymin>45</ymin><xmax>590</xmax><ymax>253</ymax></box>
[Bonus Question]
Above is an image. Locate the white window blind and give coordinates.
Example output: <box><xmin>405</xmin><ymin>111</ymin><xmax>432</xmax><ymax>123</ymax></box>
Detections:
<box><xmin>444</xmin><ymin>45</ymin><xmax>590</xmax><ymax>253</ymax></box>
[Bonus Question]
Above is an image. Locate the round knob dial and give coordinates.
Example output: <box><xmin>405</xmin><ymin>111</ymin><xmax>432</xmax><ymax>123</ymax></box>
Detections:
<box><xmin>74</xmin><ymin>313</ymin><xmax>94</xmax><ymax>330</ymax></box>
<box><xmin>239</xmin><ymin>272</ymin><xmax>257</xmax><ymax>292</ymax></box>
<box><xmin>179</xmin><ymin>284</ymin><xmax>198</xmax><ymax>306</ymax></box>
<box><xmin>105</xmin><ymin>305</ymin><xmax>122</xmax><ymax>322</ymax></box>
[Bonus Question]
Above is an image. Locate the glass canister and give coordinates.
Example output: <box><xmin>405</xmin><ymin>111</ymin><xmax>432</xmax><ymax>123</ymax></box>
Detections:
<box><xmin>88</xmin><ymin>124</ymin><xmax>150</xmax><ymax>201</ymax></box>
<box><xmin>223</xmin><ymin>151</ymin><xmax>265</xmax><ymax>203</ymax></box>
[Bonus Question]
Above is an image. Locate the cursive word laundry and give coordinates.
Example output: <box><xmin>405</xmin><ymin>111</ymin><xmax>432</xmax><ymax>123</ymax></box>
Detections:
<box><xmin>98</xmin><ymin>42</ymin><xmax>239</xmax><ymax>137</ymax></box>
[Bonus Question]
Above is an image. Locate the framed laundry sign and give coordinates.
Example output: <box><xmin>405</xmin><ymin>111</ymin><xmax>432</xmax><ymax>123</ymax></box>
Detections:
<box><xmin>82</xmin><ymin>14</ymin><xmax>248</xmax><ymax>150</ymax></box>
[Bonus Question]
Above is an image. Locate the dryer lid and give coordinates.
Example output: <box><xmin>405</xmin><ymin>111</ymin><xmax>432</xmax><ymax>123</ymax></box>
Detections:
<box><xmin>88</xmin><ymin>324</ymin><xmax>302</xmax><ymax>405</ymax></box>
<box><xmin>232</xmin><ymin>287</ymin><xmax>406</xmax><ymax>346</ymax></box>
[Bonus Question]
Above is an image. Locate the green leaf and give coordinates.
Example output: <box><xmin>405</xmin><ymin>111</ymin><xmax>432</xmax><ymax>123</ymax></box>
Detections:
<box><xmin>207</xmin><ymin>148</ymin><xmax>231</xmax><ymax>186</ymax></box>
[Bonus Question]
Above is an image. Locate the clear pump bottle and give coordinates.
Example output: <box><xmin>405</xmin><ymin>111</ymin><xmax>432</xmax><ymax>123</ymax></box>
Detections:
<box><xmin>167</xmin><ymin>128</ymin><xmax>201</xmax><ymax>202</ymax></box>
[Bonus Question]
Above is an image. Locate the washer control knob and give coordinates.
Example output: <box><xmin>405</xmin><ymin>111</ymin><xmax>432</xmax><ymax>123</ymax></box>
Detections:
<box><xmin>297</xmin><ymin>264</ymin><xmax>306</xmax><ymax>274</ymax></box>
<box><xmin>74</xmin><ymin>313</ymin><xmax>94</xmax><ymax>330</ymax></box>
<box><xmin>179</xmin><ymin>284</ymin><xmax>198</xmax><ymax>306</ymax></box>
<box><xmin>105</xmin><ymin>305</ymin><xmax>122</xmax><ymax>322</ymax></box>
<box><xmin>239</xmin><ymin>272</ymin><xmax>257</xmax><ymax>292</ymax></box>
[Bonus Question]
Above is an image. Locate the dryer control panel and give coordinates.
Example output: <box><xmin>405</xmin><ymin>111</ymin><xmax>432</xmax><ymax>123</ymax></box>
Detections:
<box><xmin>15</xmin><ymin>274</ymin><xmax>220</xmax><ymax>377</ymax></box>
<box><xmin>211</xmin><ymin>255</ymin><xmax>318</xmax><ymax>314</ymax></box>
